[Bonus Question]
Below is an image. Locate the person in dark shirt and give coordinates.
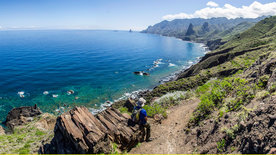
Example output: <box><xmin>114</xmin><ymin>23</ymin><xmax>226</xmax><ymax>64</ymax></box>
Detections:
<box><xmin>136</xmin><ymin>98</ymin><xmax>152</xmax><ymax>142</ymax></box>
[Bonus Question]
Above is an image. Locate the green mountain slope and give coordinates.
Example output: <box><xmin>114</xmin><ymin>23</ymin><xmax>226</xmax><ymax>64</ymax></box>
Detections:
<box><xmin>142</xmin><ymin>17</ymin><xmax>267</xmax><ymax>47</ymax></box>
<box><xmin>141</xmin><ymin>15</ymin><xmax>276</xmax><ymax>154</ymax></box>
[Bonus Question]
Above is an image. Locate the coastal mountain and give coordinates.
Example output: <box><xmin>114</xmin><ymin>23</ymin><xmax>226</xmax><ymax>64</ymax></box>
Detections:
<box><xmin>142</xmin><ymin>16</ymin><xmax>267</xmax><ymax>47</ymax></box>
<box><xmin>142</xmin><ymin>16</ymin><xmax>276</xmax><ymax>153</ymax></box>
<box><xmin>39</xmin><ymin>16</ymin><xmax>276</xmax><ymax>154</ymax></box>
<box><xmin>2</xmin><ymin>15</ymin><xmax>276</xmax><ymax>154</ymax></box>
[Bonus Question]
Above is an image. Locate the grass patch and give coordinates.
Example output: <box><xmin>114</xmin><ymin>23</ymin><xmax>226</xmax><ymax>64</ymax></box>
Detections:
<box><xmin>35</xmin><ymin>130</ymin><xmax>46</xmax><ymax>136</ymax></box>
<box><xmin>0</xmin><ymin>113</ymin><xmax>56</xmax><ymax>154</ymax></box>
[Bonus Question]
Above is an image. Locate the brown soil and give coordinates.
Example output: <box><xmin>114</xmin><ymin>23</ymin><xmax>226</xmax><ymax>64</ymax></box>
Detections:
<box><xmin>129</xmin><ymin>98</ymin><xmax>200</xmax><ymax>154</ymax></box>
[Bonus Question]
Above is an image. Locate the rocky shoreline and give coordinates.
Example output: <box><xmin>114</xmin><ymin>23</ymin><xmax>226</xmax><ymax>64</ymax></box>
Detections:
<box><xmin>0</xmin><ymin>32</ymin><xmax>218</xmax><ymax>154</ymax></box>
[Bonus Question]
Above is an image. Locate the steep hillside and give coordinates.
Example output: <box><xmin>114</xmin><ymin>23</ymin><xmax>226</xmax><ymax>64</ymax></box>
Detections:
<box><xmin>142</xmin><ymin>17</ymin><xmax>267</xmax><ymax>45</ymax></box>
<box><xmin>139</xmin><ymin>16</ymin><xmax>276</xmax><ymax>154</ymax></box>
<box><xmin>7</xmin><ymin>16</ymin><xmax>276</xmax><ymax>154</ymax></box>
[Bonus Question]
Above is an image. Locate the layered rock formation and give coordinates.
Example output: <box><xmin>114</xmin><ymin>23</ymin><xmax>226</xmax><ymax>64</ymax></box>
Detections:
<box><xmin>40</xmin><ymin>106</ymin><xmax>141</xmax><ymax>154</ymax></box>
<box><xmin>4</xmin><ymin>104</ymin><xmax>42</xmax><ymax>130</ymax></box>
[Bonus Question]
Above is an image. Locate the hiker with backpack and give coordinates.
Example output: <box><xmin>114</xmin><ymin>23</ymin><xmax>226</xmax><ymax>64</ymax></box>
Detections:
<box><xmin>131</xmin><ymin>98</ymin><xmax>152</xmax><ymax>142</ymax></box>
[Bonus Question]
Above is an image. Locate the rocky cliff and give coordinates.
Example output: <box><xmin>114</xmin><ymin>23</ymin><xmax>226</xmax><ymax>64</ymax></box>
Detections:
<box><xmin>4</xmin><ymin>104</ymin><xmax>42</xmax><ymax>130</ymax></box>
<box><xmin>0</xmin><ymin>105</ymin><xmax>56</xmax><ymax>154</ymax></box>
<box><xmin>40</xmin><ymin>106</ymin><xmax>142</xmax><ymax>154</ymax></box>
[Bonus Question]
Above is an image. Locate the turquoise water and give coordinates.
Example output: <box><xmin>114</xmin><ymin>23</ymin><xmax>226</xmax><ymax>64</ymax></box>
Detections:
<box><xmin>0</xmin><ymin>30</ymin><xmax>205</xmax><ymax>122</ymax></box>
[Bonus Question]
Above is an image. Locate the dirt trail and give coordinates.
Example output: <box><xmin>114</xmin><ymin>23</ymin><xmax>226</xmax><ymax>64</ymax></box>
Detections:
<box><xmin>129</xmin><ymin>98</ymin><xmax>200</xmax><ymax>154</ymax></box>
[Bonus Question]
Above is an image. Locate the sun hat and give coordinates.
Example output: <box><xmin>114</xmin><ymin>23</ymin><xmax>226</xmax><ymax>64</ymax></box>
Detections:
<box><xmin>137</xmin><ymin>98</ymin><xmax>146</xmax><ymax>107</ymax></box>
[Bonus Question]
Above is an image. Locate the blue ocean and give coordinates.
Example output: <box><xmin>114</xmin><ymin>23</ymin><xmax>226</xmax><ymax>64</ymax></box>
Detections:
<box><xmin>0</xmin><ymin>30</ymin><xmax>205</xmax><ymax>122</ymax></box>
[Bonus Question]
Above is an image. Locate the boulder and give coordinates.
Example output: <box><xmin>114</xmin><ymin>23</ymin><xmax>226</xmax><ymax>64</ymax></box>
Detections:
<box><xmin>143</xmin><ymin>72</ymin><xmax>150</xmax><ymax>76</ymax></box>
<box><xmin>134</xmin><ymin>71</ymin><xmax>142</xmax><ymax>75</ymax></box>
<box><xmin>40</xmin><ymin>106</ymin><xmax>141</xmax><ymax>154</ymax></box>
<box><xmin>4</xmin><ymin>104</ymin><xmax>42</xmax><ymax>130</ymax></box>
<box><xmin>124</xmin><ymin>98</ymin><xmax>136</xmax><ymax>112</ymax></box>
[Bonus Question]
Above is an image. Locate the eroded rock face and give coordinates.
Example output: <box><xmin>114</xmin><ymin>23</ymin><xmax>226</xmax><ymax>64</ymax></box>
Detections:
<box><xmin>4</xmin><ymin>104</ymin><xmax>42</xmax><ymax>130</ymax></box>
<box><xmin>237</xmin><ymin>104</ymin><xmax>276</xmax><ymax>154</ymax></box>
<box><xmin>40</xmin><ymin>106</ymin><xmax>140</xmax><ymax>154</ymax></box>
<box><xmin>185</xmin><ymin>102</ymin><xmax>276</xmax><ymax>154</ymax></box>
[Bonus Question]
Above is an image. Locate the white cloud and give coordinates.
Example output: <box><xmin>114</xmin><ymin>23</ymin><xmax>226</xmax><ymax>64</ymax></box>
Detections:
<box><xmin>207</xmin><ymin>1</ymin><xmax>219</xmax><ymax>7</ymax></box>
<box><xmin>163</xmin><ymin>1</ymin><xmax>276</xmax><ymax>20</ymax></box>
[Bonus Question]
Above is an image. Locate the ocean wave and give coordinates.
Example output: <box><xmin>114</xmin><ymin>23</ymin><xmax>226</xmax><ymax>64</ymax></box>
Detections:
<box><xmin>18</xmin><ymin>91</ymin><xmax>25</xmax><ymax>98</ymax></box>
<box><xmin>43</xmin><ymin>91</ymin><xmax>49</xmax><ymax>95</ymax></box>
<box><xmin>160</xmin><ymin>57</ymin><xmax>203</xmax><ymax>84</ymax></box>
<box><xmin>88</xmin><ymin>89</ymin><xmax>148</xmax><ymax>115</ymax></box>
<box><xmin>168</xmin><ymin>63</ymin><xmax>176</xmax><ymax>67</ymax></box>
<box><xmin>153</xmin><ymin>59</ymin><xmax>163</xmax><ymax>65</ymax></box>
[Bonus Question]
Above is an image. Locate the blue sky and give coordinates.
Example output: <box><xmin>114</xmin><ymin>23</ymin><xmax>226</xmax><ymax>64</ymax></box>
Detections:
<box><xmin>0</xmin><ymin>0</ymin><xmax>275</xmax><ymax>30</ymax></box>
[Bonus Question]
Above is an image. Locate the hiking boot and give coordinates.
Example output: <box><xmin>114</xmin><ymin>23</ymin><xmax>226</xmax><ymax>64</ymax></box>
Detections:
<box><xmin>146</xmin><ymin>138</ymin><xmax>153</xmax><ymax>142</ymax></box>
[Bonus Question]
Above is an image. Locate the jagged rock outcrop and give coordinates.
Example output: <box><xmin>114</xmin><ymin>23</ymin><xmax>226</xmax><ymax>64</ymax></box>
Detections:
<box><xmin>185</xmin><ymin>23</ymin><xmax>196</xmax><ymax>36</ymax></box>
<box><xmin>201</xmin><ymin>22</ymin><xmax>210</xmax><ymax>33</ymax></box>
<box><xmin>4</xmin><ymin>104</ymin><xmax>42</xmax><ymax>130</ymax></box>
<box><xmin>40</xmin><ymin>106</ymin><xmax>141</xmax><ymax>154</ymax></box>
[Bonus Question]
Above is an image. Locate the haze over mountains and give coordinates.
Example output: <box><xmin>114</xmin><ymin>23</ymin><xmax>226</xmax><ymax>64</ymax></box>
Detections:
<box><xmin>142</xmin><ymin>16</ymin><xmax>268</xmax><ymax>49</ymax></box>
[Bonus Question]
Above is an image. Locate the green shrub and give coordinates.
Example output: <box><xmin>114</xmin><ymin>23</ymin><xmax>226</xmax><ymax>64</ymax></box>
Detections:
<box><xmin>269</xmin><ymin>82</ymin><xmax>276</xmax><ymax>93</ymax></box>
<box><xmin>147</xmin><ymin>74</ymin><xmax>209</xmax><ymax>100</ymax></box>
<box><xmin>154</xmin><ymin>91</ymin><xmax>195</xmax><ymax>107</ymax></box>
<box><xmin>189</xmin><ymin>77</ymin><xmax>254</xmax><ymax>126</ymax></box>
<box><xmin>119</xmin><ymin>107</ymin><xmax>130</xmax><ymax>115</ymax></box>
<box><xmin>195</xmin><ymin>82</ymin><xmax>212</xmax><ymax>96</ymax></box>
<box><xmin>224</xmin><ymin>124</ymin><xmax>240</xmax><ymax>140</ymax></box>
<box><xmin>217</xmin><ymin>139</ymin><xmax>226</xmax><ymax>152</ymax></box>
<box><xmin>143</xmin><ymin>104</ymin><xmax>167</xmax><ymax>118</ymax></box>
<box><xmin>231</xmin><ymin>146</ymin><xmax>236</xmax><ymax>152</ymax></box>
<box><xmin>135</xmin><ymin>142</ymin><xmax>141</xmax><ymax>148</ymax></box>
<box><xmin>256</xmin><ymin>90</ymin><xmax>270</xmax><ymax>100</ymax></box>
<box><xmin>111</xmin><ymin>142</ymin><xmax>119</xmax><ymax>154</ymax></box>
<box><xmin>257</xmin><ymin>75</ymin><xmax>270</xmax><ymax>88</ymax></box>
<box><xmin>218</xmin><ymin>110</ymin><xmax>224</xmax><ymax>118</ymax></box>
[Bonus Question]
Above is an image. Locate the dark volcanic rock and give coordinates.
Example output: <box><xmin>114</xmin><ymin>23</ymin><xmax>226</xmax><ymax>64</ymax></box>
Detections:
<box><xmin>4</xmin><ymin>104</ymin><xmax>42</xmax><ymax>130</ymax></box>
<box><xmin>185</xmin><ymin>23</ymin><xmax>196</xmax><ymax>36</ymax></box>
<box><xmin>185</xmin><ymin>99</ymin><xmax>276</xmax><ymax>154</ymax></box>
<box><xmin>236</xmin><ymin>104</ymin><xmax>276</xmax><ymax>154</ymax></box>
<box><xmin>124</xmin><ymin>98</ymin><xmax>136</xmax><ymax>112</ymax></box>
<box><xmin>40</xmin><ymin>106</ymin><xmax>141</xmax><ymax>154</ymax></box>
